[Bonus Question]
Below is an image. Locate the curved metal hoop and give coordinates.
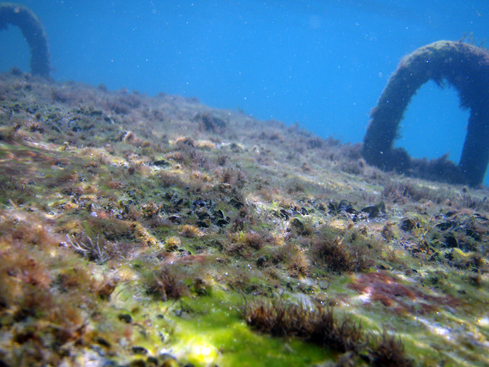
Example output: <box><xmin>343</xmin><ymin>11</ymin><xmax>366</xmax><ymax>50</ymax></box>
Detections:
<box><xmin>0</xmin><ymin>3</ymin><xmax>50</xmax><ymax>77</ymax></box>
<box><xmin>363</xmin><ymin>41</ymin><xmax>489</xmax><ymax>186</ymax></box>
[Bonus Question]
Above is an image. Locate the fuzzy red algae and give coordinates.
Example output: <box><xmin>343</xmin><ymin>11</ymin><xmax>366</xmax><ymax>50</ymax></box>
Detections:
<box><xmin>348</xmin><ymin>271</ymin><xmax>462</xmax><ymax>315</ymax></box>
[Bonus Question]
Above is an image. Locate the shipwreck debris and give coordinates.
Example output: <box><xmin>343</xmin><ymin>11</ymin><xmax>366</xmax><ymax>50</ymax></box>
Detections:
<box><xmin>363</xmin><ymin>41</ymin><xmax>489</xmax><ymax>186</ymax></box>
<box><xmin>0</xmin><ymin>3</ymin><xmax>50</xmax><ymax>77</ymax></box>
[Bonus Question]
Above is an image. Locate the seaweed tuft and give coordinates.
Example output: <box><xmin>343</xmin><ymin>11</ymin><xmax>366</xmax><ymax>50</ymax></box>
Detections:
<box><xmin>311</xmin><ymin>235</ymin><xmax>373</xmax><ymax>273</ymax></box>
<box><xmin>147</xmin><ymin>264</ymin><xmax>189</xmax><ymax>301</ymax></box>
<box><xmin>369</xmin><ymin>330</ymin><xmax>413</xmax><ymax>367</ymax></box>
<box><xmin>244</xmin><ymin>298</ymin><xmax>365</xmax><ymax>353</ymax></box>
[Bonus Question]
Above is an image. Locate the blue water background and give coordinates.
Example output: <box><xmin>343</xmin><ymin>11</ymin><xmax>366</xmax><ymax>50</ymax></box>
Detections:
<box><xmin>2</xmin><ymin>1</ymin><xmax>489</xmax><ymax>183</ymax></box>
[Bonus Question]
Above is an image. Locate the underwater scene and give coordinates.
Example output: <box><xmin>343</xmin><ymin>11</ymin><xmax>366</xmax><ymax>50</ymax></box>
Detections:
<box><xmin>1</xmin><ymin>1</ymin><xmax>489</xmax><ymax>366</ymax></box>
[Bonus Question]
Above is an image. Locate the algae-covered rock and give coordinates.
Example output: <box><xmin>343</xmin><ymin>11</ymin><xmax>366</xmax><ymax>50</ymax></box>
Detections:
<box><xmin>0</xmin><ymin>72</ymin><xmax>488</xmax><ymax>366</ymax></box>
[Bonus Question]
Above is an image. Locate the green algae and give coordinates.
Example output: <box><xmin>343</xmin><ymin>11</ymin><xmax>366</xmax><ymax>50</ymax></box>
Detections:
<box><xmin>167</xmin><ymin>294</ymin><xmax>331</xmax><ymax>367</ymax></box>
<box><xmin>107</xmin><ymin>286</ymin><xmax>330</xmax><ymax>366</ymax></box>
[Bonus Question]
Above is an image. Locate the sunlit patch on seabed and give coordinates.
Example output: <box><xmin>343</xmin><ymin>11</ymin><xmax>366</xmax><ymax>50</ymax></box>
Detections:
<box><xmin>478</xmin><ymin>316</ymin><xmax>489</xmax><ymax>327</ymax></box>
<box><xmin>415</xmin><ymin>316</ymin><xmax>452</xmax><ymax>340</ymax></box>
<box><xmin>174</xmin><ymin>338</ymin><xmax>219</xmax><ymax>365</ymax></box>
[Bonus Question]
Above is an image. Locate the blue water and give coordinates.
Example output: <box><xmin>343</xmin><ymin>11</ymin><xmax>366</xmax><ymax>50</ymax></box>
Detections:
<box><xmin>2</xmin><ymin>1</ymin><xmax>489</xmax><ymax>183</ymax></box>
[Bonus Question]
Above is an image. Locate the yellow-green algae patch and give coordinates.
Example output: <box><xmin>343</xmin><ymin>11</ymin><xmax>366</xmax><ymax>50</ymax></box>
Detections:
<box><xmin>107</xmin><ymin>286</ymin><xmax>330</xmax><ymax>366</ymax></box>
<box><xmin>166</xmin><ymin>293</ymin><xmax>331</xmax><ymax>367</ymax></box>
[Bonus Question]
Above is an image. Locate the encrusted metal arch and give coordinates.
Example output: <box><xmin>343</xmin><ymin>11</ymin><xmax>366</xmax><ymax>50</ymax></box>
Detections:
<box><xmin>0</xmin><ymin>2</ymin><xmax>50</xmax><ymax>77</ymax></box>
<box><xmin>363</xmin><ymin>41</ymin><xmax>489</xmax><ymax>186</ymax></box>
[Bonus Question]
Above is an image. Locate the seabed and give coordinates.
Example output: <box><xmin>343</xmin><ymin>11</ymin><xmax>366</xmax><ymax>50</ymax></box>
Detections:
<box><xmin>0</xmin><ymin>70</ymin><xmax>488</xmax><ymax>367</ymax></box>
